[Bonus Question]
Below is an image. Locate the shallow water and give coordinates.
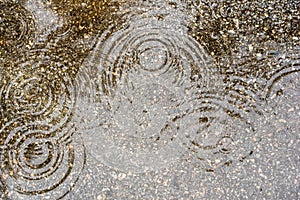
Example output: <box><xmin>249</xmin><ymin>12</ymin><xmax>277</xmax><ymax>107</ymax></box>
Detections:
<box><xmin>0</xmin><ymin>0</ymin><xmax>299</xmax><ymax>199</ymax></box>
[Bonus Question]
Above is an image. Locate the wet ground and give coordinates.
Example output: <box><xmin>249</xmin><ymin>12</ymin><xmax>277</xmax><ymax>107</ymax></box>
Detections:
<box><xmin>0</xmin><ymin>0</ymin><xmax>299</xmax><ymax>199</ymax></box>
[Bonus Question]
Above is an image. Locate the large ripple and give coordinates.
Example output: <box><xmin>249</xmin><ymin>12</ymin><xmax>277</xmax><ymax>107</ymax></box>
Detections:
<box><xmin>75</xmin><ymin>15</ymin><xmax>211</xmax><ymax>173</ymax></box>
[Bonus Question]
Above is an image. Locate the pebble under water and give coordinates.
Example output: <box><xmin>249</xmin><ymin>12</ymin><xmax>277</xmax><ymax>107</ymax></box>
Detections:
<box><xmin>0</xmin><ymin>0</ymin><xmax>299</xmax><ymax>199</ymax></box>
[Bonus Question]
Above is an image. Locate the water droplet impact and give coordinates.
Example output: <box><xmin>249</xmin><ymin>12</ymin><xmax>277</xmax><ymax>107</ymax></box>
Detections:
<box><xmin>0</xmin><ymin>120</ymin><xmax>85</xmax><ymax>199</ymax></box>
<box><xmin>0</xmin><ymin>53</ymin><xmax>83</xmax><ymax>199</ymax></box>
<box><xmin>76</xmin><ymin>14</ymin><xmax>211</xmax><ymax>173</ymax></box>
<box><xmin>0</xmin><ymin>61</ymin><xmax>75</xmax><ymax>131</ymax></box>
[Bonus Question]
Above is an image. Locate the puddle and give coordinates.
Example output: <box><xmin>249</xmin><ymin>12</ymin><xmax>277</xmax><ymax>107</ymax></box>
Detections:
<box><xmin>0</xmin><ymin>0</ymin><xmax>299</xmax><ymax>199</ymax></box>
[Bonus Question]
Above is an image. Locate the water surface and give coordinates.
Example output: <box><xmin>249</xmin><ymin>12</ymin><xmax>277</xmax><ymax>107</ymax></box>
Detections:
<box><xmin>0</xmin><ymin>0</ymin><xmax>299</xmax><ymax>199</ymax></box>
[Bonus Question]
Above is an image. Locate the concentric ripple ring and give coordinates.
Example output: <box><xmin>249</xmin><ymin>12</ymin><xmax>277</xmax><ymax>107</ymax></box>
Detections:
<box><xmin>0</xmin><ymin>62</ymin><xmax>75</xmax><ymax>131</ymax></box>
<box><xmin>89</xmin><ymin>17</ymin><xmax>211</xmax><ymax>97</ymax></box>
<box><xmin>0</xmin><ymin>120</ymin><xmax>85</xmax><ymax>199</ymax></box>
<box><xmin>77</xmin><ymin>16</ymin><xmax>211</xmax><ymax>173</ymax></box>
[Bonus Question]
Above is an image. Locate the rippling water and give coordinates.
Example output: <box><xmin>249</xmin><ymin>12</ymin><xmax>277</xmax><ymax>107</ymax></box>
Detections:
<box><xmin>0</xmin><ymin>0</ymin><xmax>299</xmax><ymax>199</ymax></box>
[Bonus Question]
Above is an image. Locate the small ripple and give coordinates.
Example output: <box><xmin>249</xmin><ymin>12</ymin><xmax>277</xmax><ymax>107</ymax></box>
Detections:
<box><xmin>180</xmin><ymin>76</ymin><xmax>259</xmax><ymax>171</ymax></box>
<box><xmin>0</xmin><ymin>60</ymin><xmax>75</xmax><ymax>131</ymax></box>
<box><xmin>0</xmin><ymin>120</ymin><xmax>85</xmax><ymax>199</ymax></box>
<box><xmin>183</xmin><ymin>105</ymin><xmax>256</xmax><ymax>171</ymax></box>
<box><xmin>262</xmin><ymin>48</ymin><xmax>300</xmax><ymax>100</ymax></box>
<box><xmin>0</xmin><ymin>2</ymin><xmax>36</xmax><ymax>51</ymax></box>
<box><xmin>220</xmin><ymin>45</ymin><xmax>300</xmax><ymax>106</ymax></box>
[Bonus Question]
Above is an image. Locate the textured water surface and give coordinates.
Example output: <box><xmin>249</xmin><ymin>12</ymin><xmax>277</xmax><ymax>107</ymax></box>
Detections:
<box><xmin>0</xmin><ymin>0</ymin><xmax>299</xmax><ymax>199</ymax></box>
